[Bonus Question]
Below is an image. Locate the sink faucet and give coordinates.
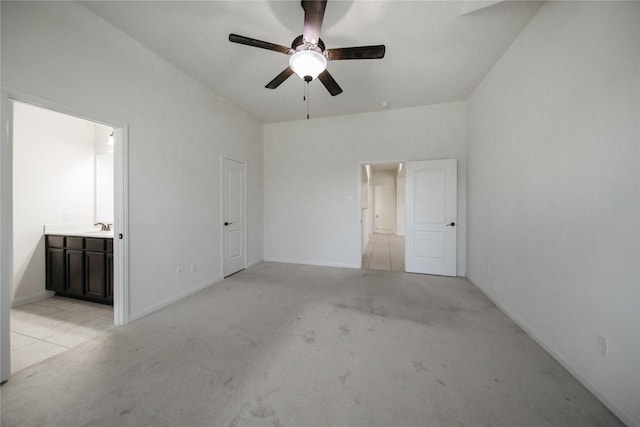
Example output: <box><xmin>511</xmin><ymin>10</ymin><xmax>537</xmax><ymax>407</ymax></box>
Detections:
<box><xmin>94</xmin><ymin>222</ymin><xmax>111</xmax><ymax>231</ymax></box>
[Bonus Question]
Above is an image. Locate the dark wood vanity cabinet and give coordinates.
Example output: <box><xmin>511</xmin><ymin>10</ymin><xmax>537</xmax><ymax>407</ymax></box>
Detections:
<box><xmin>46</xmin><ymin>247</ymin><xmax>65</xmax><ymax>294</ymax></box>
<box><xmin>106</xmin><ymin>252</ymin><xmax>114</xmax><ymax>299</ymax></box>
<box><xmin>46</xmin><ymin>235</ymin><xmax>113</xmax><ymax>305</ymax></box>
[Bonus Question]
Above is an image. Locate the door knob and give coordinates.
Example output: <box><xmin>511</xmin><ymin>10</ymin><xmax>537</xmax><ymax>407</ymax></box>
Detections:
<box><xmin>224</xmin><ymin>221</ymin><xmax>232</xmax><ymax>226</ymax></box>
<box><xmin>446</xmin><ymin>222</ymin><xmax>456</xmax><ymax>227</ymax></box>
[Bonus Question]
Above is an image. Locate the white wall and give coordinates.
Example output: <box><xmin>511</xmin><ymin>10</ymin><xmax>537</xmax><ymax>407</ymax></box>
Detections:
<box><xmin>264</xmin><ymin>102</ymin><xmax>466</xmax><ymax>273</ymax></box>
<box><xmin>466</xmin><ymin>2</ymin><xmax>640</xmax><ymax>425</ymax></box>
<box><xmin>12</xmin><ymin>102</ymin><xmax>97</xmax><ymax>305</ymax></box>
<box><xmin>1</xmin><ymin>1</ymin><xmax>263</xmax><ymax>319</ymax></box>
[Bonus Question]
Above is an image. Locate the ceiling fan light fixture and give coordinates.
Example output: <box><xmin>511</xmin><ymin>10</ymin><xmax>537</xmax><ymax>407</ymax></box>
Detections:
<box><xmin>289</xmin><ymin>50</ymin><xmax>327</xmax><ymax>81</ymax></box>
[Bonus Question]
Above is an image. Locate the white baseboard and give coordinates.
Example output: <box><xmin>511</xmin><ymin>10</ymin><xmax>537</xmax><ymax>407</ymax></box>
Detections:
<box><xmin>128</xmin><ymin>278</ymin><xmax>221</xmax><ymax>322</ymax></box>
<box><xmin>467</xmin><ymin>278</ymin><xmax>638</xmax><ymax>427</ymax></box>
<box><xmin>11</xmin><ymin>290</ymin><xmax>54</xmax><ymax>307</ymax></box>
<box><xmin>263</xmin><ymin>257</ymin><xmax>360</xmax><ymax>269</ymax></box>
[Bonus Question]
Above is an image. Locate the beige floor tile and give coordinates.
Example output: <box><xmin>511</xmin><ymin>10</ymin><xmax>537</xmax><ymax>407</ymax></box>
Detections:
<box><xmin>362</xmin><ymin>233</ymin><xmax>404</xmax><ymax>272</ymax></box>
<box><xmin>10</xmin><ymin>340</ymin><xmax>68</xmax><ymax>374</ymax></box>
<box><xmin>45</xmin><ymin>326</ymin><xmax>104</xmax><ymax>349</ymax></box>
<box><xmin>10</xmin><ymin>332</ymin><xmax>38</xmax><ymax>350</ymax></box>
<box><xmin>10</xmin><ymin>296</ymin><xmax>114</xmax><ymax>374</ymax></box>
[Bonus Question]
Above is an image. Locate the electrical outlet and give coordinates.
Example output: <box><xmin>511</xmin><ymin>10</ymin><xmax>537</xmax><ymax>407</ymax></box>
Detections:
<box><xmin>176</xmin><ymin>266</ymin><xmax>183</xmax><ymax>277</ymax></box>
<box><xmin>487</xmin><ymin>265</ymin><xmax>492</xmax><ymax>276</ymax></box>
<box><xmin>63</xmin><ymin>211</ymin><xmax>71</xmax><ymax>221</ymax></box>
<box><xmin>190</xmin><ymin>262</ymin><xmax>197</xmax><ymax>273</ymax></box>
<box><xmin>596</xmin><ymin>334</ymin><xmax>608</xmax><ymax>356</ymax></box>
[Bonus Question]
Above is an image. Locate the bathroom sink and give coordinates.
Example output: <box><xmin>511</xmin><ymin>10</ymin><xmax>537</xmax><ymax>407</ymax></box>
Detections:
<box><xmin>43</xmin><ymin>224</ymin><xmax>114</xmax><ymax>238</ymax></box>
<box><xmin>57</xmin><ymin>230</ymin><xmax>114</xmax><ymax>238</ymax></box>
<box><xmin>84</xmin><ymin>230</ymin><xmax>114</xmax><ymax>237</ymax></box>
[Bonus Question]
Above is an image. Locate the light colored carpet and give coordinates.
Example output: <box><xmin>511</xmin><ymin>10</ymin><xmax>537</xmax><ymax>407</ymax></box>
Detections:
<box><xmin>0</xmin><ymin>262</ymin><xmax>622</xmax><ymax>426</ymax></box>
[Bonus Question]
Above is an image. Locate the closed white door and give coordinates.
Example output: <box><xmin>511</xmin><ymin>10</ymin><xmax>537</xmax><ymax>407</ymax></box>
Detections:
<box><xmin>222</xmin><ymin>157</ymin><xmax>246</xmax><ymax>277</ymax></box>
<box><xmin>405</xmin><ymin>159</ymin><xmax>457</xmax><ymax>276</ymax></box>
<box><xmin>374</xmin><ymin>185</ymin><xmax>395</xmax><ymax>233</ymax></box>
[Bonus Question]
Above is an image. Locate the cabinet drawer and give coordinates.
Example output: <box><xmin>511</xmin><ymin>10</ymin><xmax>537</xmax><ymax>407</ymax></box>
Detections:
<box><xmin>106</xmin><ymin>239</ymin><xmax>113</xmax><ymax>253</ymax></box>
<box><xmin>85</xmin><ymin>238</ymin><xmax>105</xmax><ymax>252</ymax></box>
<box><xmin>66</xmin><ymin>237</ymin><xmax>84</xmax><ymax>250</ymax></box>
<box><xmin>47</xmin><ymin>235</ymin><xmax>65</xmax><ymax>248</ymax></box>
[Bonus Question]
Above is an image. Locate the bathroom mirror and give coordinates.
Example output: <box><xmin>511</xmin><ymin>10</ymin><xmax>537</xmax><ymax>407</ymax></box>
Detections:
<box><xmin>95</xmin><ymin>153</ymin><xmax>114</xmax><ymax>223</ymax></box>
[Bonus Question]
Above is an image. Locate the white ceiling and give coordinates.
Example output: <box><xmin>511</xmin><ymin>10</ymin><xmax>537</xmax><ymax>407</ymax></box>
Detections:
<box><xmin>81</xmin><ymin>1</ymin><xmax>541</xmax><ymax>124</ymax></box>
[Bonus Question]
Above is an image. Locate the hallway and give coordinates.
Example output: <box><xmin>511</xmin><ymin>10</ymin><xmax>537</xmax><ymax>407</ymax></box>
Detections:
<box><xmin>362</xmin><ymin>233</ymin><xmax>405</xmax><ymax>272</ymax></box>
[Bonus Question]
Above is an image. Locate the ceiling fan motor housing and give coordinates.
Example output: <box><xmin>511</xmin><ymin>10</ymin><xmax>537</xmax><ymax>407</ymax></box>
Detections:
<box><xmin>292</xmin><ymin>35</ymin><xmax>326</xmax><ymax>54</ymax></box>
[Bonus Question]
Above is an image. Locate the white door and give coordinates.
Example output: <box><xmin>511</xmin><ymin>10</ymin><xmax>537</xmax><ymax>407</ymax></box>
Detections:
<box><xmin>222</xmin><ymin>157</ymin><xmax>246</xmax><ymax>277</ymax></box>
<box><xmin>405</xmin><ymin>159</ymin><xmax>457</xmax><ymax>276</ymax></box>
<box><xmin>374</xmin><ymin>185</ymin><xmax>395</xmax><ymax>233</ymax></box>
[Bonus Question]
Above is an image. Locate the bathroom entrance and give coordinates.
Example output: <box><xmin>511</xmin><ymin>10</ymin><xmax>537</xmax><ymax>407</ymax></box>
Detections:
<box><xmin>0</xmin><ymin>95</ymin><xmax>129</xmax><ymax>381</ymax></box>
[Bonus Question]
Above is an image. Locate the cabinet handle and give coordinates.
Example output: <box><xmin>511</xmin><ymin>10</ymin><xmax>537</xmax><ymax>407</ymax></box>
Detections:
<box><xmin>118</xmin><ymin>233</ymin><xmax>123</xmax><ymax>239</ymax></box>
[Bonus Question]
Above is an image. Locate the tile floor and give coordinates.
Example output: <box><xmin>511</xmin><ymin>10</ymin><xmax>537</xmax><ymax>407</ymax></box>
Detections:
<box><xmin>10</xmin><ymin>296</ymin><xmax>113</xmax><ymax>374</ymax></box>
<box><xmin>362</xmin><ymin>233</ymin><xmax>405</xmax><ymax>271</ymax></box>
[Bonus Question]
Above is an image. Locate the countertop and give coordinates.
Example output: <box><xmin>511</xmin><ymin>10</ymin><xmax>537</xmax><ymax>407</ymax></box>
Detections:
<box><xmin>43</xmin><ymin>223</ymin><xmax>114</xmax><ymax>239</ymax></box>
<box><xmin>45</xmin><ymin>230</ymin><xmax>114</xmax><ymax>238</ymax></box>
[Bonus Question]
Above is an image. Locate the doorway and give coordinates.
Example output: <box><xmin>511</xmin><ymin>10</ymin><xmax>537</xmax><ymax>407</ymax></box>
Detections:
<box><xmin>361</xmin><ymin>162</ymin><xmax>405</xmax><ymax>272</ymax></box>
<box><xmin>359</xmin><ymin>159</ymin><xmax>458</xmax><ymax>276</ymax></box>
<box><xmin>0</xmin><ymin>93</ymin><xmax>129</xmax><ymax>382</ymax></box>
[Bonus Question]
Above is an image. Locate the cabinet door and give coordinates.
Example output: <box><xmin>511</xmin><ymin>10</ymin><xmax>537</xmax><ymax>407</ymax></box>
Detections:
<box><xmin>46</xmin><ymin>248</ymin><xmax>65</xmax><ymax>293</ymax></box>
<box><xmin>106</xmin><ymin>253</ymin><xmax>114</xmax><ymax>300</ymax></box>
<box><xmin>85</xmin><ymin>251</ymin><xmax>106</xmax><ymax>299</ymax></box>
<box><xmin>66</xmin><ymin>250</ymin><xmax>84</xmax><ymax>296</ymax></box>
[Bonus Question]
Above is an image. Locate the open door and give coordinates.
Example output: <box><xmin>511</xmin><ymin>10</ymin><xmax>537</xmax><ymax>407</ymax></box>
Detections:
<box><xmin>405</xmin><ymin>159</ymin><xmax>457</xmax><ymax>276</ymax></box>
<box><xmin>222</xmin><ymin>157</ymin><xmax>246</xmax><ymax>277</ymax></box>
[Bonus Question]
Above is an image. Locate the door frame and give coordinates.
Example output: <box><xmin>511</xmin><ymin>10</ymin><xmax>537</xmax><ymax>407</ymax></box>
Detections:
<box><xmin>220</xmin><ymin>154</ymin><xmax>247</xmax><ymax>278</ymax></box>
<box><xmin>0</xmin><ymin>89</ymin><xmax>130</xmax><ymax>382</ymax></box>
<box><xmin>357</xmin><ymin>160</ymin><xmax>406</xmax><ymax>268</ymax></box>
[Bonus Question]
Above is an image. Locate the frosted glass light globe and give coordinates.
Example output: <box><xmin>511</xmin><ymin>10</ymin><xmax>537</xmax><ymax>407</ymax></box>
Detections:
<box><xmin>289</xmin><ymin>50</ymin><xmax>327</xmax><ymax>81</ymax></box>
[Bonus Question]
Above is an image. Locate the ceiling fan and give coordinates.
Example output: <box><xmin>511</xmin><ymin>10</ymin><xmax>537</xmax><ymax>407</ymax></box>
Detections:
<box><xmin>229</xmin><ymin>0</ymin><xmax>386</xmax><ymax>97</ymax></box>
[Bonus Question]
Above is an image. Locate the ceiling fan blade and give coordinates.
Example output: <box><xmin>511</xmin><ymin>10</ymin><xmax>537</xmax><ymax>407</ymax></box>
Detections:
<box><xmin>301</xmin><ymin>0</ymin><xmax>327</xmax><ymax>45</ymax></box>
<box><xmin>325</xmin><ymin>45</ymin><xmax>386</xmax><ymax>61</ymax></box>
<box><xmin>317</xmin><ymin>70</ymin><xmax>343</xmax><ymax>96</ymax></box>
<box><xmin>229</xmin><ymin>33</ymin><xmax>292</xmax><ymax>54</ymax></box>
<box><xmin>266</xmin><ymin>67</ymin><xmax>295</xmax><ymax>89</ymax></box>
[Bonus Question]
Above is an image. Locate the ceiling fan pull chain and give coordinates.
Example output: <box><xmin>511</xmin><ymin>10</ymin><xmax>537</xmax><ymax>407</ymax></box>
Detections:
<box><xmin>306</xmin><ymin>82</ymin><xmax>310</xmax><ymax>120</ymax></box>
